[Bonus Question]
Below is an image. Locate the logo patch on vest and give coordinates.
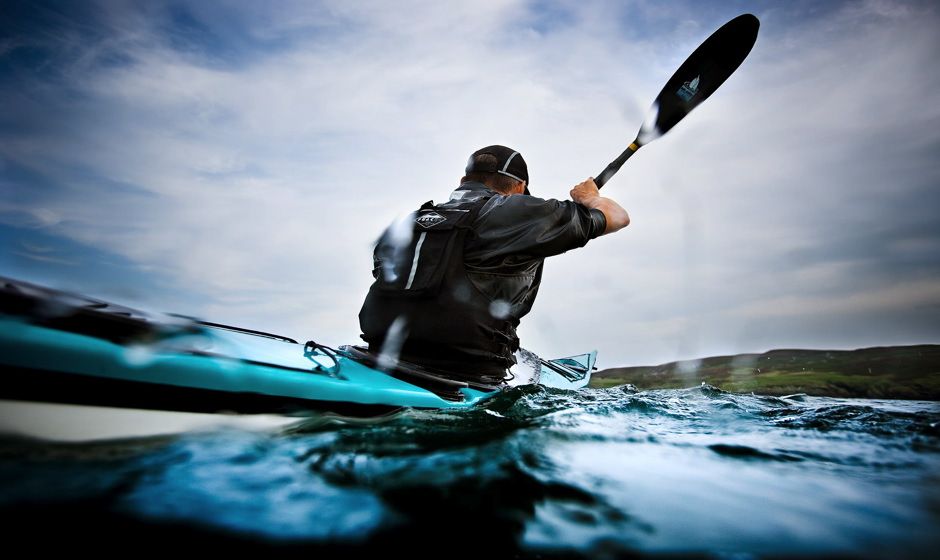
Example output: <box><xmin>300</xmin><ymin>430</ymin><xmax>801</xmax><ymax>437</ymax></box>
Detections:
<box><xmin>415</xmin><ymin>211</ymin><xmax>446</xmax><ymax>228</ymax></box>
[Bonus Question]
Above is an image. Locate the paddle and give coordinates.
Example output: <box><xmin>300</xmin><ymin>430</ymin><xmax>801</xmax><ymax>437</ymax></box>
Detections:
<box><xmin>594</xmin><ymin>13</ymin><xmax>760</xmax><ymax>189</ymax></box>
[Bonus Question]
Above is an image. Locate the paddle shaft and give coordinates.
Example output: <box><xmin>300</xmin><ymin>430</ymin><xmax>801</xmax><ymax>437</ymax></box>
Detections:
<box><xmin>595</xmin><ymin>140</ymin><xmax>639</xmax><ymax>189</ymax></box>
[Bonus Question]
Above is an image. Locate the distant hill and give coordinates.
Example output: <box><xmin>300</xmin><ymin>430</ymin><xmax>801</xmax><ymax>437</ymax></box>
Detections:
<box><xmin>590</xmin><ymin>345</ymin><xmax>940</xmax><ymax>400</ymax></box>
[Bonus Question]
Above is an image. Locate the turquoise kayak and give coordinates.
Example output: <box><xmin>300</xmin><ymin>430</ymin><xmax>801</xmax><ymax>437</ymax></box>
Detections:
<box><xmin>0</xmin><ymin>277</ymin><xmax>595</xmax><ymax>439</ymax></box>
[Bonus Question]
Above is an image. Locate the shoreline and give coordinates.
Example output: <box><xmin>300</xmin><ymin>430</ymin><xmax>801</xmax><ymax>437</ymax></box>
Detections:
<box><xmin>590</xmin><ymin>344</ymin><xmax>940</xmax><ymax>401</ymax></box>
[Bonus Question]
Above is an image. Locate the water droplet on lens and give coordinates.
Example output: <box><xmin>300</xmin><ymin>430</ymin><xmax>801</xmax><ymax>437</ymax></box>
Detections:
<box><xmin>489</xmin><ymin>300</ymin><xmax>511</xmax><ymax>319</ymax></box>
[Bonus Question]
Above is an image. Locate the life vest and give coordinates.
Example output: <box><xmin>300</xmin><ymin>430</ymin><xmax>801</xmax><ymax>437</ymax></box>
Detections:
<box><xmin>358</xmin><ymin>192</ymin><xmax>519</xmax><ymax>378</ymax></box>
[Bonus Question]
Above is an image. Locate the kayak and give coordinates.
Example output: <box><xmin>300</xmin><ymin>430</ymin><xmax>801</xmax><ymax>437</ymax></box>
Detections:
<box><xmin>0</xmin><ymin>276</ymin><xmax>595</xmax><ymax>441</ymax></box>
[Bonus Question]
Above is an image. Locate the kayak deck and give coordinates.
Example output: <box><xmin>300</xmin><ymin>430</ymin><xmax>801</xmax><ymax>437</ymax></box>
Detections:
<box><xmin>0</xmin><ymin>276</ymin><xmax>595</xmax><ymax>440</ymax></box>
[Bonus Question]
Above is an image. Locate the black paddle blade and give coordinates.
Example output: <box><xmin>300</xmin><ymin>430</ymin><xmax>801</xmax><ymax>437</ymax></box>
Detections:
<box><xmin>595</xmin><ymin>13</ymin><xmax>759</xmax><ymax>189</ymax></box>
<box><xmin>643</xmin><ymin>13</ymin><xmax>760</xmax><ymax>143</ymax></box>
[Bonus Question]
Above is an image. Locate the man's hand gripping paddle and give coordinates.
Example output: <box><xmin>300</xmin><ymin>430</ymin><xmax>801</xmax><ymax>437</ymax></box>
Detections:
<box><xmin>594</xmin><ymin>14</ymin><xmax>760</xmax><ymax>189</ymax></box>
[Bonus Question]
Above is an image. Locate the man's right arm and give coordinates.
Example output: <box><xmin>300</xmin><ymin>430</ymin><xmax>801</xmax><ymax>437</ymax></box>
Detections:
<box><xmin>570</xmin><ymin>178</ymin><xmax>629</xmax><ymax>235</ymax></box>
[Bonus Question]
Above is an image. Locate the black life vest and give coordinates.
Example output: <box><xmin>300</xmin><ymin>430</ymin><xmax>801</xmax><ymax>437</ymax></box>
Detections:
<box><xmin>358</xmin><ymin>193</ymin><xmax>519</xmax><ymax>378</ymax></box>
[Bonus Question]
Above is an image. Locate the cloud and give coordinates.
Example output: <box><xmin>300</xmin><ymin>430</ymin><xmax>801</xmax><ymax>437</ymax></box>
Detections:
<box><xmin>1</xmin><ymin>0</ymin><xmax>938</xmax><ymax>366</ymax></box>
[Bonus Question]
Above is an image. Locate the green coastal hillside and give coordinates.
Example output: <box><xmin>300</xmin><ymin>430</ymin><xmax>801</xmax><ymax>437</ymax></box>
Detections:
<box><xmin>590</xmin><ymin>345</ymin><xmax>940</xmax><ymax>400</ymax></box>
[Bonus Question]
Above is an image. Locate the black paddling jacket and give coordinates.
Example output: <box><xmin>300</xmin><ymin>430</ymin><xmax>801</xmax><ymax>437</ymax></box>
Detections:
<box><xmin>358</xmin><ymin>182</ymin><xmax>606</xmax><ymax>380</ymax></box>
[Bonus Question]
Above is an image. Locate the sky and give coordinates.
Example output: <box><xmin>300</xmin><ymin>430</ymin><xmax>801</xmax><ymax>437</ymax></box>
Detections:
<box><xmin>1</xmin><ymin>0</ymin><xmax>938</xmax><ymax>368</ymax></box>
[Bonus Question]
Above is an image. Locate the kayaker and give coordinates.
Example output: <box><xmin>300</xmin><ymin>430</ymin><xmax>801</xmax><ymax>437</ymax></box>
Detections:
<box><xmin>358</xmin><ymin>145</ymin><xmax>629</xmax><ymax>384</ymax></box>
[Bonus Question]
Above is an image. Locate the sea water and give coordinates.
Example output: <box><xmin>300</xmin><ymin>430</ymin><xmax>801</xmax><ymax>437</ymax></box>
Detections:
<box><xmin>1</xmin><ymin>385</ymin><xmax>938</xmax><ymax>558</ymax></box>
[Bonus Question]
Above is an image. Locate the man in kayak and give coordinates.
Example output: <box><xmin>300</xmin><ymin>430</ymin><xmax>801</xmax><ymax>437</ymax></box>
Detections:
<box><xmin>358</xmin><ymin>145</ymin><xmax>629</xmax><ymax>384</ymax></box>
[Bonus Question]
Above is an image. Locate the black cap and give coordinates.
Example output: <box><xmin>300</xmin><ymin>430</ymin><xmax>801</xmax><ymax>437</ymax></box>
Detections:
<box><xmin>465</xmin><ymin>145</ymin><xmax>529</xmax><ymax>194</ymax></box>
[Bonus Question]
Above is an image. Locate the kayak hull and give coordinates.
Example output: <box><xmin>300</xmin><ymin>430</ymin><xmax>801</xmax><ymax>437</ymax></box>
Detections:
<box><xmin>0</xmin><ymin>399</ymin><xmax>309</xmax><ymax>442</ymax></box>
<box><xmin>0</xmin><ymin>277</ymin><xmax>596</xmax><ymax>441</ymax></box>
